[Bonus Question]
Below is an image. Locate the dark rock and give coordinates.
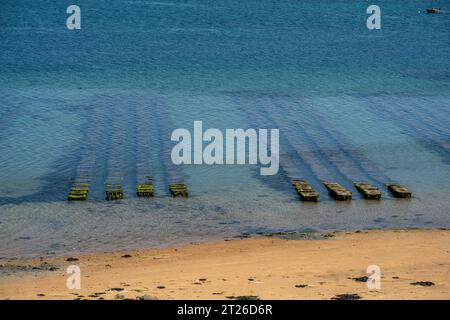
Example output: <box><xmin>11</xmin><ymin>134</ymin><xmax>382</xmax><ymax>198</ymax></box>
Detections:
<box><xmin>66</xmin><ymin>257</ymin><xmax>79</xmax><ymax>262</ymax></box>
<box><xmin>157</xmin><ymin>286</ymin><xmax>166</xmax><ymax>289</ymax></box>
<box><xmin>411</xmin><ymin>281</ymin><xmax>435</xmax><ymax>287</ymax></box>
<box><xmin>235</xmin><ymin>295</ymin><xmax>260</xmax><ymax>300</ymax></box>
<box><xmin>295</xmin><ymin>284</ymin><xmax>308</xmax><ymax>288</ymax></box>
<box><xmin>332</xmin><ymin>293</ymin><xmax>361</xmax><ymax>300</ymax></box>
<box><xmin>109</xmin><ymin>287</ymin><xmax>124</xmax><ymax>292</ymax></box>
<box><xmin>227</xmin><ymin>295</ymin><xmax>259</xmax><ymax>300</ymax></box>
<box><xmin>121</xmin><ymin>254</ymin><xmax>132</xmax><ymax>258</ymax></box>
<box><xmin>352</xmin><ymin>276</ymin><xmax>369</xmax><ymax>282</ymax></box>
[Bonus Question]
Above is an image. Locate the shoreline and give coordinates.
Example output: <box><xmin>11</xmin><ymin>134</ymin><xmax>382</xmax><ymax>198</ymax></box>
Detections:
<box><xmin>0</xmin><ymin>229</ymin><xmax>449</xmax><ymax>300</ymax></box>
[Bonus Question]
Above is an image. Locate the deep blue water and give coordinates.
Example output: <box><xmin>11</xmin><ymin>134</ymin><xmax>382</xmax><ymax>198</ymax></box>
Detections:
<box><xmin>0</xmin><ymin>0</ymin><xmax>449</xmax><ymax>258</ymax></box>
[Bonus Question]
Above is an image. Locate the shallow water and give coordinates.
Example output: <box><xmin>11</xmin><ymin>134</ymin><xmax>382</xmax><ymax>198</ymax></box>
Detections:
<box><xmin>0</xmin><ymin>0</ymin><xmax>449</xmax><ymax>258</ymax></box>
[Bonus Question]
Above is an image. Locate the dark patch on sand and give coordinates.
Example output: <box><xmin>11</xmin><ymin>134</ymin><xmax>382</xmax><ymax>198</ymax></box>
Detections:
<box><xmin>0</xmin><ymin>262</ymin><xmax>59</xmax><ymax>275</ymax></box>
<box><xmin>226</xmin><ymin>295</ymin><xmax>260</xmax><ymax>300</ymax></box>
<box><xmin>351</xmin><ymin>276</ymin><xmax>368</xmax><ymax>282</ymax></box>
<box><xmin>136</xmin><ymin>295</ymin><xmax>159</xmax><ymax>300</ymax></box>
<box><xmin>332</xmin><ymin>293</ymin><xmax>361</xmax><ymax>300</ymax></box>
<box><xmin>411</xmin><ymin>281</ymin><xmax>435</xmax><ymax>287</ymax></box>
<box><xmin>266</xmin><ymin>231</ymin><xmax>336</xmax><ymax>240</ymax></box>
<box><xmin>66</xmin><ymin>257</ymin><xmax>79</xmax><ymax>262</ymax></box>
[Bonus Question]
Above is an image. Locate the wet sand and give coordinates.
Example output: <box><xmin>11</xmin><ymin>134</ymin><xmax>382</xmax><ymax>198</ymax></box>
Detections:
<box><xmin>0</xmin><ymin>229</ymin><xmax>449</xmax><ymax>300</ymax></box>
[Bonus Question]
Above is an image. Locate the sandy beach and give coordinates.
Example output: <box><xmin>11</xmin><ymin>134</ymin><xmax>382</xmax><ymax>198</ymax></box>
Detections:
<box><xmin>0</xmin><ymin>229</ymin><xmax>449</xmax><ymax>300</ymax></box>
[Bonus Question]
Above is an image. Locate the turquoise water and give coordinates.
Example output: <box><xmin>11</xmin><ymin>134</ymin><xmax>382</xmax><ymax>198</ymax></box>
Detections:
<box><xmin>0</xmin><ymin>0</ymin><xmax>449</xmax><ymax>258</ymax></box>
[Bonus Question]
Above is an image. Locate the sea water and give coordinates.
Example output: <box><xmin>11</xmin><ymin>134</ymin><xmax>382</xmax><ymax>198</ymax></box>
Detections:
<box><xmin>0</xmin><ymin>0</ymin><xmax>449</xmax><ymax>258</ymax></box>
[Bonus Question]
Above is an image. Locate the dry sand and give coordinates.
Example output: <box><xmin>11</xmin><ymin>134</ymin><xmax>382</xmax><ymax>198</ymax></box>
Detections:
<box><xmin>0</xmin><ymin>229</ymin><xmax>449</xmax><ymax>300</ymax></box>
